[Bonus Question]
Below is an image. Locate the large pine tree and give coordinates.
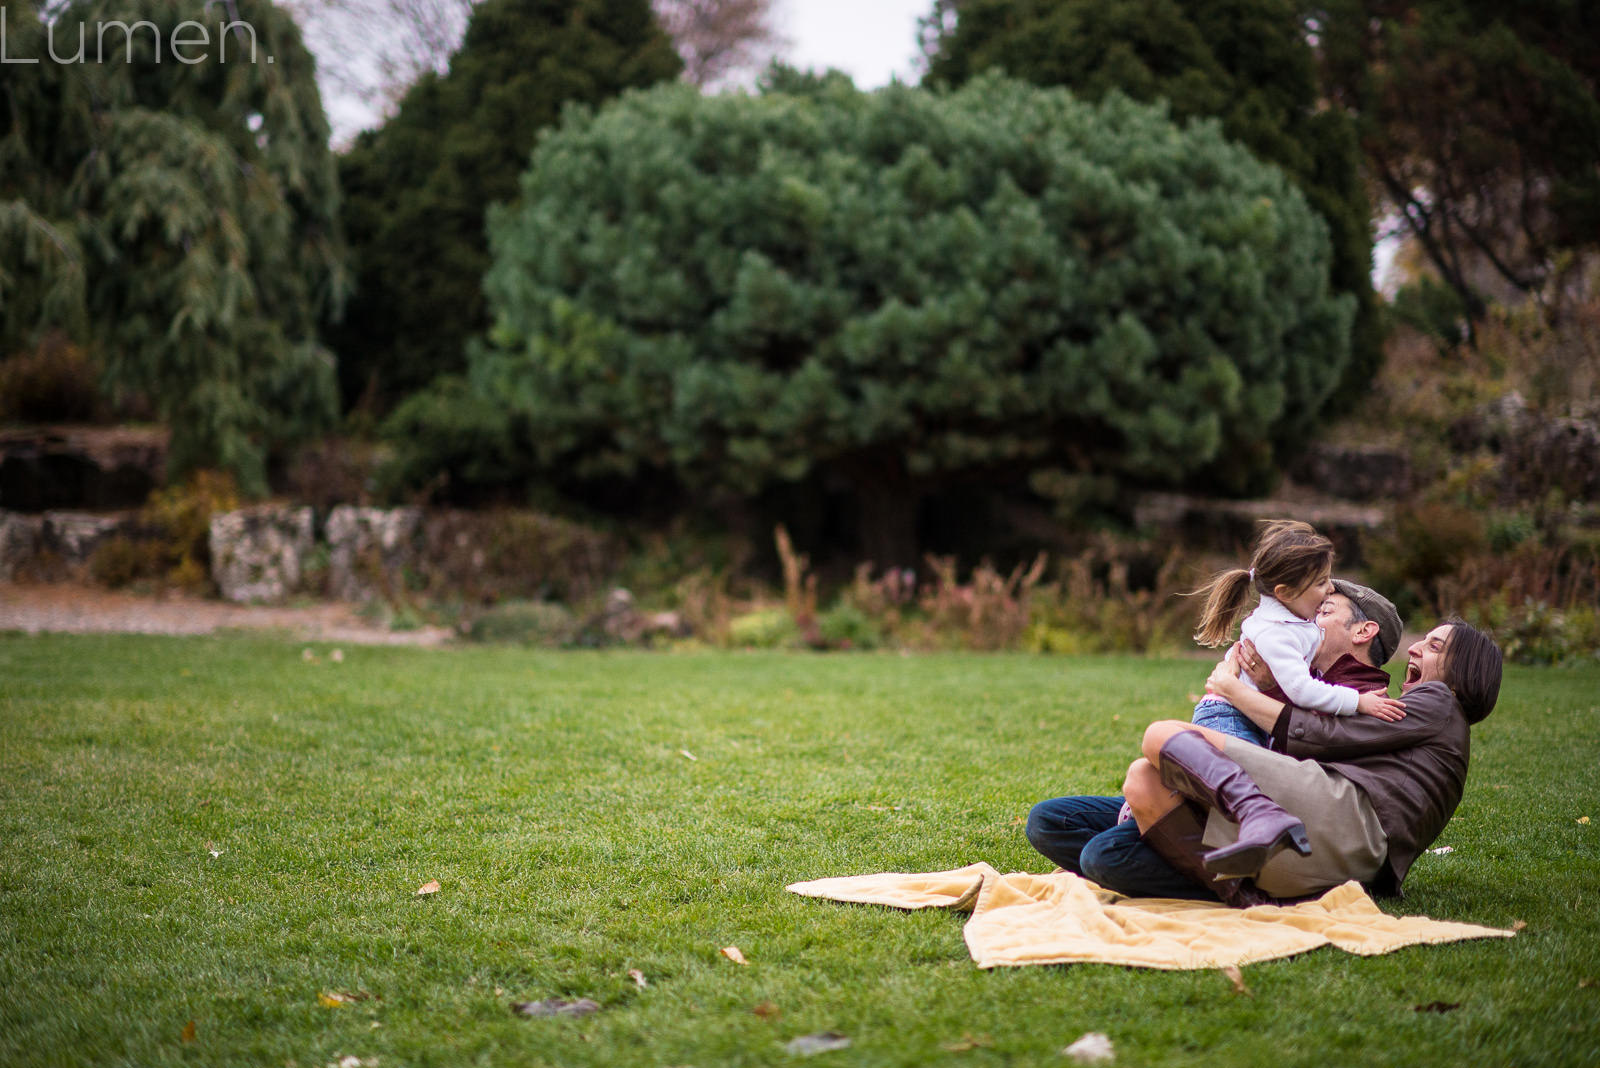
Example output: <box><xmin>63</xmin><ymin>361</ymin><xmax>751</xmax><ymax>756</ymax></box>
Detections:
<box><xmin>0</xmin><ymin>0</ymin><xmax>348</xmax><ymax>491</ymax></box>
<box><xmin>389</xmin><ymin>74</ymin><xmax>1354</xmax><ymax>562</ymax></box>
<box><xmin>329</xmin><ymin>0</ymin><xmax>682</xmax><ymax>414</ymax></box>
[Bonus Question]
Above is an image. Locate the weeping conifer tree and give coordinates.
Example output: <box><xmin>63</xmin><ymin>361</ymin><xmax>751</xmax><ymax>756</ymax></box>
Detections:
<box><xmin>0</xmin><ymin>0</ymin><xmax>347</xmax><ymax>492</ymax></box>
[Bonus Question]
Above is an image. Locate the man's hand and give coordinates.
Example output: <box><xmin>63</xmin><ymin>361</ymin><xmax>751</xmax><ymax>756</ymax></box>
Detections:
<box><xmin>1357</xmin><ymin>689</ymin><xmax>1407</xmax><ymax>722</ymax></box>
<box><xmin>1234</xmin><ymin>637</ymin><xmax>1277</xmax><ymax>690</ymax></box>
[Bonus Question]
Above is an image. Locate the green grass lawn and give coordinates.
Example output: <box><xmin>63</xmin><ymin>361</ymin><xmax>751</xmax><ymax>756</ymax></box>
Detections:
<box><xmin>2</xmin><ymin>633</ymin><xmax>1597</xmax><ymax>1067</ymax></box>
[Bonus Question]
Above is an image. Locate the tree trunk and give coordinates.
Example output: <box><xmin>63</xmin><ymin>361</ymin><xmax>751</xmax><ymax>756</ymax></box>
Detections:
<box><xmin>852</xmin><ymin>460</ymin><xmax>922</xmax><ymax>569</ymax></box>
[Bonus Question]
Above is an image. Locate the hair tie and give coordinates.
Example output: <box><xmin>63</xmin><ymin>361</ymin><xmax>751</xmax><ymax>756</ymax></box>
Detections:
<box><xmin>1248</xmin><ymin>568</ymin><xmax>1256</xmax><ymax>582</ymax></box>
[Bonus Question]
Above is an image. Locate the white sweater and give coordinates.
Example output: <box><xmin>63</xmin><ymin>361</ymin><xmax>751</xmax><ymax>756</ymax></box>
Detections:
<box><xmin>1236</xmin><ymin>596</ymin><xmax>1359</xmax><ymax>715</ymax></box>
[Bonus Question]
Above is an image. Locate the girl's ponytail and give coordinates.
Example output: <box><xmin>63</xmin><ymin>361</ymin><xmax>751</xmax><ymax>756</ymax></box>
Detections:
<box><xmin>1192</xmin><ymin>568</ymin><xmax>1258</xmax><ymax>647</ymax></box>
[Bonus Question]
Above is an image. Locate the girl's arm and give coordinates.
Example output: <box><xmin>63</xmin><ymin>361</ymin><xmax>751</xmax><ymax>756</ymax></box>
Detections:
<box><xmin>1246</xmin><ymin>631</ymin><xmax>1405</xmax><ymax>721</ymax></box>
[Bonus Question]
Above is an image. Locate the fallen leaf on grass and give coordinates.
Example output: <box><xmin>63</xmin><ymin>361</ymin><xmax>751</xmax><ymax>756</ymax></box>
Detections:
<box><xmin>319</xmin><ymin>991</ymin><xmax>373</xmax><ymax>1007</ymax></box>
<box><xmin>1426</xmin><ymin>845</ymin><xmax>1454</xmax><ymax>855</ymax></box>
<box><xmin>942</xmin><ymin>1032</ymin><xmax>992</xmax><ymax>1052</ymax></box>
<box><xmin>752</xmin><ymin>1001</ymin><xmax>781</xmax><ymax>1020</ymax></box>
<box><xmin>1511</xmin><ymin>920</ymin><xmax>1527</xmax><ymax>933</ymax></box>
<box><xmin>720</xmin><ymin>945</ymin><xmax>748</xmax><ymax>965</ymax></box>
<box><xmin>785</xmin><ymin>1032</ymin><xmax>850</xmax><ymax>1056</ymax></box>
<box><xmin>302</xmin><ymin>648</ymin><xmax>318</xmax><ymax>663</ymax></box>
<box><xmin>329</xmin><ymin>1057</ymin><xmax>378</xmax><ymax>1068</ymax></box>
<box><xmin>627</xmin><ymin>969</ymin><xmax>648</xmax><ymax>989</ymax></box>
<box><xmin>511</xmin><ymin>998</ymin><xmax>601</xmax><ymax>1018</ymax></box>
<box><xmin>180</xmin><ymin>1020</ymin><xmax>196</xmax><ymax>1043</ymax></box>
<box><xmin>1579</xmin><ymin>978</ymin><xmax>1597</xmax><ymax>988</ymax></box>
<box><xmin>1222</xmin><ymin>965</ymin><xmax>1251</xmax><ymax>996</ymax></box>
<box><xmin>206</xmin><ymin>842</ymin><xmax>224</xmax><ymax>859</ymax></box>
<box><xmin>679</xmin><ymin>749</ymin><xmax>697</xmax><ymax>762</ymax></box>
<box><xmin>1579</xmin><ymin>816</ymin><xmax>1591</xmax><ymax>825</ymax></box>
<box><xmin>1062</xmin><ymin>1032</ymin><xmax>1115</xmax><ymax>1063</ymax></box>
<box><xmin>1010</xmin><ymin>815</ymin><xmax>1025</xmax><ymax>826</ymax></box>
<box><xmin>415</xmin><ymin>880</ymin><xmax>440</xmax><ymax>896</ymax></box>
<box><xmin>1413</xmin><ymin>1002</ymin><xmax>1461</xmax><ymax>1014</ymax></box>
<box><xmin>331</xmin><ymin>649</ymin><xmax>344</xmax><ymax>663</ymax></box>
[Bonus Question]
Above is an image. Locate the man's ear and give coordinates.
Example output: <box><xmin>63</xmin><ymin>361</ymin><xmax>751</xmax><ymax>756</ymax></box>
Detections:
<box><xmin>1350</xmin><ymin>620</ymin><xmax>1380</xmax><ymax>647</ymax></box>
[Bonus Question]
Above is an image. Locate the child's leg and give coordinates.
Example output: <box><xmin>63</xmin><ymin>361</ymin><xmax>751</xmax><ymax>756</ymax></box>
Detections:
<box><xmin>1190</xmin><ymin>697</ymin><xmax>1269</xmax><ymax>746</ymax></box>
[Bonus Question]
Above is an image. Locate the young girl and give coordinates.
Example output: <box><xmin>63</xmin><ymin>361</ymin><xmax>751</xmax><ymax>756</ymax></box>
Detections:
<box><xmin>1189</xmin><ymin>520</ymin><xmax>1404</xmax><ymax>744</ymax></box>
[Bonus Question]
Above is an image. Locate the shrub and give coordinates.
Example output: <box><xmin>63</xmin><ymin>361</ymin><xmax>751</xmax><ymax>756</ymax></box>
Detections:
<box><xmin>816</xmin><ymin>602</ymin><xmax>883</xmax><ymax>651</ymax></box>
<box><xmin>0</xmin><ymin>332</ymin><xmax>104</xmax><ymax>424</ymax></box>
<box><xmin>83</xmin><ymin>471</ymin><xmax>238</xmax><ymax>594</ymax></box>
<box><xmin>467</xmin><ymin>600</ymin><xmax>578</xmax><ymax>646</ymax></box>
<box><xmin>727</xmin><ymin>608</ymin><xmax>798</xmax><ymax>649</ymax></box>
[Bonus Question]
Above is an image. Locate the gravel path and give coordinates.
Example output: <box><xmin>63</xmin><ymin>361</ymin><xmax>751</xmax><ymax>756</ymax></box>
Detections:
<box><xmin>0</xmin><ymin>582</ymin><xmax>453</xmax><ymax>646</ymax></box>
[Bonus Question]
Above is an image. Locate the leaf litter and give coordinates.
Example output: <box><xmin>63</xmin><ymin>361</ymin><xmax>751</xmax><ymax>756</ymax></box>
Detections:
<box><xmin>510</xmin><ymin>998</ymin><xmax>602</xmax><ymax>1018</ymax></box>
<box><xmin>785</xmin><ymin>1032</ymin><xmax>851</xmax><ymax>1056</ymax></box>
<box><xmin>1063</xmin><ymin>1032</ymin><xmax>1115</xmax><ymax>1063</ymax></box>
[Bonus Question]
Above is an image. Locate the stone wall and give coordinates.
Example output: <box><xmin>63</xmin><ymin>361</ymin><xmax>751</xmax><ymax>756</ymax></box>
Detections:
<box><xmin>208</xmin><ymin>507</ymin><xmax>315</xmax><ymax>604</ymax></box>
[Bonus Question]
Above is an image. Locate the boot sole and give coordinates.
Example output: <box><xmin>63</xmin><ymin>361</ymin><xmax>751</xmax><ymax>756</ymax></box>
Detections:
<box><xmin>1203</xmin><ymin>824</ymin><xmax>1311</xmax><ymax>878</ymax></box>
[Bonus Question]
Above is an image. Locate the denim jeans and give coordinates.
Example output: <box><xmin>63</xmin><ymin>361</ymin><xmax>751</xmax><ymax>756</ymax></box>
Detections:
<box><xmin>1024</xmin><ymin>794</ymin><xmax>1216</xmax><ymax>900</ymax></box>
<box><xmin>1191</xmin><ymin>696</ymin><xmax>1269</xmax><ymax>746</ymax></box>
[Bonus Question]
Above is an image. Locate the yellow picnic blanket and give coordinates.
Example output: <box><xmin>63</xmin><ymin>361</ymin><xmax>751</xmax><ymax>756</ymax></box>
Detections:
<box><xmin>786</xmin><ymin>863</ymin><xmax>1515</xmax><ymax>970</ymax></box>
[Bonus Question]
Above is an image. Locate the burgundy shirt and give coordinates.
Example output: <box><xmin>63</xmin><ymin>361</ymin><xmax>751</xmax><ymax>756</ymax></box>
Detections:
<box><xmin>1261</xmin><ymin>653</ymin><xmax>1391</xmax><ymax>707</ymax></box>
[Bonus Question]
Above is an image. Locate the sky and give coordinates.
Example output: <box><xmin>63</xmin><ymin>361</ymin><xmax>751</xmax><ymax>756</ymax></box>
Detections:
<box><xmin>778</xmin><ymin>0</ymin><xmax>928</xmax><ymax>89</ymax></box>
<box><xmin>323</xmin><ymin>0</ymin><xmax>933</xmax><ymax>146</ymax></box>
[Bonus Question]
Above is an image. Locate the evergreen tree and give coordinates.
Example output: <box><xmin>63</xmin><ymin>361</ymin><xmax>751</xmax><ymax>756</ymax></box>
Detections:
<box><xmin>389</xmin><ymin>74</ymin><xmax>1353</xmax><ymax>563</ymax></box>
<box><xmin>920</xmin><ymin>0</ymin><xmax>1381</xmax><ymax>402</ymax></box>
<box><xmin>0</xmin><ymin>0</ymin><xmax>347</xmax><ymax>491</ymax></box>
<box><xmin>329</xmin><ymin>0</ymin><xmax>681</xmax><ymax>413</ymax></box>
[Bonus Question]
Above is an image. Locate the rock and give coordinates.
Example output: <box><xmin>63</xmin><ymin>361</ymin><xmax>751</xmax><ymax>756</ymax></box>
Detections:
<box><xmin>1500</xmin><ymin>411</ymin><xmax>1600</xmax><ymax>503</ymax></box>
<box><xmin>208</xmin><ymin>506</ymin><xmax>314</xmax><ymax>604</ymax></box>
<box><xmin>593</xmin><ymin>587</ymin><xmax>693</xmax><ymax>644</ymax></box>
<box><xmin>1452</xmin><ymin>392</ymin><xmax>1600</xmax><ymax>502</ymax></box>
<box><xmin>419</xmin><ymin>508</ymin><xmax>617</xmax><ymax>603</ymax></box>
<box><xmin>1289</xmin><ymin>445</ymin><xmax>1413</xmax><ymax>501</ymax></box>
<box><xmin>1450</xmin><ymin>390</ymin><xmax>1531</xmax><ymax>452</ymax></box>
<box><xmin>1134</xmin><ymin>492</ymin><xmax>1386</xmax><ymax>565</ymax></box>
<box><xmin>41</xmin><ymin>510</ymin><xmax>132</xmax><ymax>564</ymax></box>
<box><xmin>0</xmin><ymin>510</ymin><xmax>44</xmax><ymax>581</ymax></box>
<box><xmin>0</xmin><ymin>426</ymin><xmax>166</xmax><ymax>512</ymax></box>
<box><xmin>325</xmin><ymin>506</ymin><xmax>423</xmax><ymax>602</ymax></box>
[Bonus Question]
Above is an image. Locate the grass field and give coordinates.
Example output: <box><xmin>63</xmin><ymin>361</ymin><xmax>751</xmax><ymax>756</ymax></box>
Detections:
<box><xmin>2</xmin><ymin>633</ymin><xmax>1597</xmax><ymax>1067</ymax></box>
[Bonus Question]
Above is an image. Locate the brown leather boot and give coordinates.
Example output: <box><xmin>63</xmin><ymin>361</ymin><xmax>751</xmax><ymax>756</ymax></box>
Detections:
<box><xmin>1139</xmin><ymin>801</ymin><xmax>1280</xmax><ymax>908</ymax></box>
<box><xmin>1156</xmin><ymin>731</ymin><xmax>1312</xmax><ymax>878</ymax></box>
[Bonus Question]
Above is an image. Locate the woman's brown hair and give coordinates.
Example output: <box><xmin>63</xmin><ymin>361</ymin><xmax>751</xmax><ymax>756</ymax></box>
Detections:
<box><xmin>1192</xmin><ymin>520</ymin><xmax>1334</xmax><ymax>647</ymax></box>
<box><xmin>1439</xmin><ymin>617</ymin><xmax>1503</xmax><ymax>724</ymax></box>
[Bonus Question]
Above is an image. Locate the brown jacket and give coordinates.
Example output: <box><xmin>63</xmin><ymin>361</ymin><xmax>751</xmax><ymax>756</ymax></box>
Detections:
<box><xmin>1269</xmin><ymin>680</ymin><xmax>1469</xmax><ymax>896</ymax></box>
